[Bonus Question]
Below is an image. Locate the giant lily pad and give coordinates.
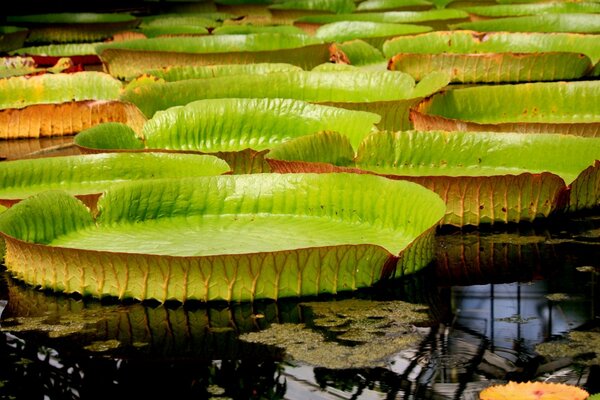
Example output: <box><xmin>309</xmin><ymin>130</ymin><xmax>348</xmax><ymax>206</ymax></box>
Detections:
<box><xmin>266</xmin><ymin>130</ymin><xmax>600</xmax><ymax>225</ymax></box>
<box><xmin>356</xmin><ymin>0</ymin><xmax>434</xmax><ymax>12</ymax></box>
<box><xmin>328</xmin><ymin>40</ymin><xmax>387</xmax><ymax>69</ymax></box>
<box><xmin>462</xmin><ymin>2</ymin><xmax>600</xmax><ymax>19</ymax></box>
<box><xmin>10</xmin><ymin>43</ymin><xmax>101</xmax><ymax>66</ymax></box>
<box><xmin>0</xmin><ymin>173</ymin><xmax>446</xmax><ymax>302</ymax></box>
<box><xmin>0</xmin><ymin>57</ymin><xmax>73</xmax><ymax>79</ymax></box>
<box><xmin>268</xmin><ymin>0</ymin><xmax>357</xmax><ymax>22</ymax></box>
<box><xmin>294</xmin><ymin>10</ymin><xmax>469</xmax><ymax>34</ymax></box>
<box><xmin>452</xmin><ymin>14</ymin><xmax>600</xmax><ymax>33</ymax></box>
<box><xmin>141</xmin><ymin>63</ymin><xmax>303</xmax><ymax>81</ymax></box>
<box><xmin>315</xmin><ymin>21</ymin><xmax>432</xmax><ymax>49</ymax></box>
<box><xmin>121</xmin><ymin>70</ymin><xmax>449</xmax><ymax>131</ymax></box>
<box><xmin>0</xmin><ymin>153</ymin><xmax>230</xmax><ymax>209</ymax></box>
<box><xmin>0</xmin><ymin>72</ymin><xmax>145</xmax><ymax>139</ymax></box>
<box><xmin>97</xmin><ymin>34</ymin><xmax>330</xmax><ymax>80</ymax></box>
<box><xmin>6</xmin><ymin>13</ymin><xmax>140</xmax><ymax>44</ymax></box>
<box><xmin>0</xmin><ymin>26</ymin><xmax>28</xmax><ymax>53</ymax></box>
<box><xmin>411</xmin><ymin>80</ymin><xmax>600</xmax><ymax>137</ymax></box>
<box><xmin>385</xmin><ymin>31</ymin><xmax>599</xmax><ymax>83</ymax></box>
<box><xmin>74</xmin><ymin>98</ymin><xmax>380</xmax><ymax>173</ymax></box>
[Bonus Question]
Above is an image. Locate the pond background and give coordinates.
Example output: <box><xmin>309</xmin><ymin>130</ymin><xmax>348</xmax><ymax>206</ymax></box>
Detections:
<box><xmin>1</xmin><ymin>214</ymin><xmax>598</xmax><ymax>399</ymax></box>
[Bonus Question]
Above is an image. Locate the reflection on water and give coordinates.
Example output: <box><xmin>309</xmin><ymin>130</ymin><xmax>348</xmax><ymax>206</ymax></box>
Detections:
<box><xmin>0</xmin><ymin>216</ymin><xmax>599</xmax><ymax>399</ymax></box>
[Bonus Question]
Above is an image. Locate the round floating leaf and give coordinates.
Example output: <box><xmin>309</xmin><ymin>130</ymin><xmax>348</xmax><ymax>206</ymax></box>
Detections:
<box><xmin>411</xmin><ymin>80</ymin><xmax>600</xmax><ymax>136</ymax></box>
<box><xmin>6</xmin><ymin>13</ymin><xmax>140</xmax><ymax>44</ymax></box>
<box><xmin>0</xmin><ymin>26</ymin><xmax>28</xmax><ymax>53</ymax></box>
<box><xmin>0</xmin><ymin>71</ymin><xmax>121</xmax><ymax>110</ymax></box>
<box><xmin>383</xmin><ymin>31</ymin><xmax>600</xmax><ymax>64</ymax></box>
<box><xmin>0</xmin><ymin>174</ymin><xmax>445</xmax><ymax>302</ymax></box>
<box><xmin>98</xmin><ymin>34</ymin><xmax>329</xmax><ymax>79</ymax></box>
<box><xmin>452</xmin><ymin>14</ymin><xmax>600</xmax><ymax>33</ymax></box>
<box><xmin>10</xmin><ymin>43</ymin><xmax>101</xmax><ymax>65</ymax></box>
<box><xmin>328</xmin><ymin>40</ymin><xmax>387</xmax><ymax>67</ymax></box>
<box><xmin>75</xmin><ymin>98</ymin><xmax>380</xmax><ymax>173</ymax></box>
<box><xmin>141</xmin><ymin>63</ymin><xmax>303</xmax><ymax>81</ymax></box>
<box><xmin>121</xmin><ymin>70</ymin><xmax>449</xmax><ymax>131</ymax></box>
<box><xmin>315</xmin><ymin>21</ymin><xmax>431</xmax><ymax>49</ymax></box>
<box><xmin>356</xmin><ymin>0</ymin><xmax>434</xmax><ymax>12</ymax></box>
<box><xmin>463</xmin><ymin>2</ymin><xmax>600</xmax><ymax>18</ymax></box>
<box><xmin>268</xmin><ymin>130</ymin><xmax>600</xmax><ymax>225</ymax></box>
<box><xmin>269</xmin><ymin>0</ymin><xmax>356</xmax><ymax>14</ymax></box>
<box><xmin>0</xmin><ymin>152</ymin><xmax>230</xmax><ymax>208</ymax></box>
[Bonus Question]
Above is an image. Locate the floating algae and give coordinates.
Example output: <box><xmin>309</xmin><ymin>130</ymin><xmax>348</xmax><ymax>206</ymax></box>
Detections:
<box><xmin>240</xmin><ymin>299</ymin><xmax>430</xmax><ymax>369</ymax></box>
<box><xmin>1</xmin><ymin>315</ymin><xmax>96</xmax><ymax>338</ymax></box>
<box><xmin>536</xmin><ymin>330</ymin><xmax>600</xmax><ymax>366</ymax></box>
<box><xmin>545</xmin><ymin>293</ymin><xmax>571</xmax><ymax>302</ymax></box>
<box><xmin>84</xmin><ymin>339</ymin><xmax>122</xmax><ymax>353</ymax></box>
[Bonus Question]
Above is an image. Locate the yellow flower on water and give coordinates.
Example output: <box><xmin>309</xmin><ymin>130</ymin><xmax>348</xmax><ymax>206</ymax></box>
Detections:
<box><xmin>479</xmin><ymin>381</ymin><xmax>589</xmax><ymax>400</ymax></box>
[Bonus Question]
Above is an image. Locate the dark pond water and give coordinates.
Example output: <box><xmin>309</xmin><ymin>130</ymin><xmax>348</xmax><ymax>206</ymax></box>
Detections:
<box><xmin>1</xmin><ymin>215</ymin><xmax>599</xmax><ymax>399</ymax></box>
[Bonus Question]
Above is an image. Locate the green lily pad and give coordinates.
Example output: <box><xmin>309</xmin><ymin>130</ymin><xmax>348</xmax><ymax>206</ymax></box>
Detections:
<box><xmin>6</xmin><ymin>13</ymin><xmax>140</xmax><ymax>44</ymax></box>
<box><xmin>140</xmin><ymin>13</ymin><xmax>223</xmax><ymax>30</ymax></box>
<box><xmin>0</xmin><ymin>71</ymin><xmax>121</xmax><ymax>110</ymax></box>
<box><xmin>10</xmin><ymin>43</ymin><xmax>101</xmax><ymax>65</ymax></box>
<box><xmin>141</xmin><ymin>63</ymin><xmax>303</xmax><ymax>81</ymax></box>
<box><xmin>97</xmin><ymin>34</ymin><xmax>329</xmax><ymax>79</ymax></box>
<box><xmin>0</xmin><ymin>57</ymin><xmax>73</xmax><ymax>79</ymax></box>
<box><xmin>452</xmin><ymin>14</ymin><xmax>600</xmax><ymax>34</ymax></box>
<box><xmin>0</xmin><ymin>153</ymin><xmax>230</xmax><ymax>209</ymax></box>
<box><xmin>0</xmin><ymin>173</ymin><xmax>445</xmax><ymax>302</ymax></box>
<box><xmin>212</xmin><ymin>25</ymin><xmax>307</xmax><ymax>35</ymax></box>
<box><xmin>0</xmin><ymin>71</ymin><xmax>145</xmax><ymax>139</ymax></box>
<box><xmin>140</xmin><ymin>26</ymin><xmax>210</xmax><ymax>38</ymax></box>
<box><xmin>328</xmin><ymin>40</ymin><xmax>387</xmax><ymax>69</ymax></box>
<box><xmin>385</xmin><ymin>31</ymin><xmax>598</xmax><ymax>82</ymax></box>
<box><xmin>315</xmin><ymin>21</ymin><xmax>432</xmax><ymax>49</ymax></box>
<box><xmin>294</xmin><ymin>10</ymin><xmax>469</xmax><ymax>33</ymax></box>
<box><xmin>269</xmin><ymin>0</ymin><xmax>357</xmax><ymax>14</ymax></box>
<box><xmin>411</xmin><ymin>80</ymin><xmax>600</xmax><ymax>136</ymax></box>
<box><xmin>463</xmin><ymin>2</ymin><xmax>600</xmax><ymax>18</ymax></box>
<box><xmin>121</xmin><ymin>70</ymin><xmax>449</xmax><ymax>131</ymax></box>
<box><xmin>0</xmin><ymin>26</ymin><xmax>28</xmax><ymax>53</ymax></box>
<box><xmin>75</xmin><ymin>98</ymin><xmax>380</xmax><ymax>173</ymax></box>
<box><xmin>267</xmin><ymin>130</ymin><xmax>600</xmax><ymax>225</ymax></box>
<box><xmin>356</xmin><ymin>0</ymin><xmax>434</xmax><ymax>12</ymax></box>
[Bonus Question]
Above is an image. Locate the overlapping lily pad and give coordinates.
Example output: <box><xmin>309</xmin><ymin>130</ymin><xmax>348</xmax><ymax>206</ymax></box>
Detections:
<box><xmin>97</xmin><ymin>34</ymin><xmax>330</xmax><ymax>80</ymax></box>
<box><xmin>0</xmin><ymin>57</ymin><xmax>73</xmax><ymax>79</ymax></box>
<box><xmin>0</xmin><ymin>173</ymin><xmax>446</xmax><ymax>302</ymax></box>
<box><xmin>6</xmin><ymin>13</ymin><xmax>140</xmax><ymax>44</ymax></box>
<box><xmin>356</xmin><ymin>0</ymin><xmax>434</xmax><ymax>12</ymax></box>
<box><xmin>121</xmin><ymin>70</ymin><xmax>449</xmax><ymax>131</ymax></box>
<box><xmin>294</xmin><ymin>9</ymin><xmax>469</xmax><ymax>33</ymax></box>
<box><xmin>0</xmin><ymin>71</ymin><xmax>145</xmax><ymax>139</ymax></box>
<box><xmin>0</xmin><ymin>153</ymin><xmax>230</xmax><ymax>209</ymax></box>
<box><xmin>268</xmin><ymin>0</ymin><xmax>357</xmax><ymax>21</ymax></box>
<box><xmin>385</xmin><ymin>31</ymin><xmax>599</xmax><ymax>82</ymax></box>
<box><xmin>328</xmin><ymin>40</ymin><xmax>387</xmax><ymax>68</ymax></box>
<box><xmin>141</xmin><ymin>63</ymin><xmax>303</xmax><ymax>81</ymax></box>
<box><xmin>75</xmin><ymin>98</ymin><xmax>380</xmax><ymax>173</ymax></box>
<box><xmin>411</xmin><ymin>80</ymin><xmax>600</xmax><ymax>136</ymax></box>
<box><xmin>315</xmin><ymin>21</ymin><xmax>431</xmax><ymax>49</ymax></box>
<box><xmin>266</xmin><ymin>130</ymin><xmax>600</xmax><ymax>225</ymax></box>
<box><xmin>11</xmin><ymin>43</ymin><xmax>101</xmax><ymax>66</ymax></box>
<box><xmin>462</xmin><ymin>2</ymin><xmax>600</xmax><ymax>19</ymax></box>
<box><xmin>452</xmin><ymin>14</ymin><xmax>600</xmax><ymax>33</ymax></box>
<box><xmin>0</xmin><ymin>26</ymin><xmax>28</xmax><ymax>53</ymax></box>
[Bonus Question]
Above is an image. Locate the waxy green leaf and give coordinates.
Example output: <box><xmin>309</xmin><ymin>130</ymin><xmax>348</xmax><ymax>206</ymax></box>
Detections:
<box><xmin>315</xmin><ymin>21</ymin><xmax>431</xmax><ymax>49</ymax></box>
<box><xmin>267</xmin><ymin>130</ymin><xmax>600</xmax><ymax>225</ymax></box>
<box><xmin>121</xmin><ymin>70</ymin><xmax>449</xmax><ymax>130</ymax></box>
<box><xmin>411</xmin><ymin>80</ymin><xmax>600</xmax><ymax>136</ymax></box>
<box><xmin>0</xmin><ymin>26</ymin><xmax>28</xmax><ymax>53</ymax></box>
<box><xmin>452</xmin><ymin>14</ymin><xmax>600</xmax><ymax>33</ymax></box>
<box><xmin>463</xmin><ymin>2</ymin><xmax>600</xmax><ymax>18</ymax></box>
<box><xmin>75</xmin><ymin>98</ymin><xmax>380</xmax><ymax>172</ymax></box>
<box><xmin>385</xmin><ymin>31</ymin><xmax>599</xmax><ymax>82</ymax></box>
<box><xmin>356</xmin><ymin>0</ymin><xmax>434</xmax><ymax>12</ymax></box>
<box><xmin>0</xmin><ymin>153</ymin><xmax>229</xmax><ymax>209</ymax></box>
<box><xmin>97</xmin><ymin>34</ymin><xmax>329</xmax><ymax>79</ymax></box>
<box><xmin>0</xmin><ymin>174</ymin><xmax>445</xmax><ymax>302</ymax></box>
<box><xmin>6</xmin><ymin>13</ymin><xmax>140</xmax><ymax>44</ymax></box>
<box><xmin>141</xmin><ymin>63</ymin><xmax>302</xmax><ymax>81</ymax></box>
